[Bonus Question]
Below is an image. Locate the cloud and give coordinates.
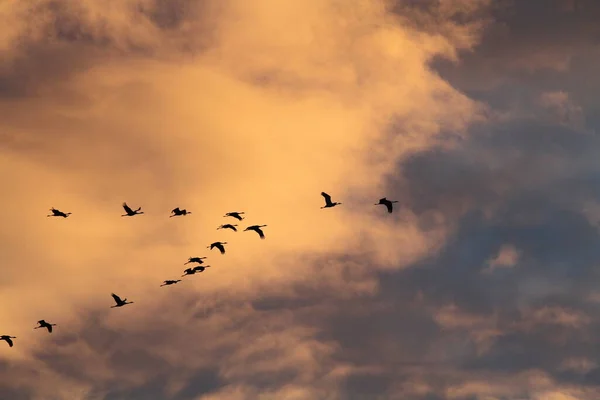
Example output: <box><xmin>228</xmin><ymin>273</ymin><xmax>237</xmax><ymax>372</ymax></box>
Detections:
<box><xmin>2</xmin><ymin>0</ymin><xmax>600</xmax><ymax>399</ymax></box>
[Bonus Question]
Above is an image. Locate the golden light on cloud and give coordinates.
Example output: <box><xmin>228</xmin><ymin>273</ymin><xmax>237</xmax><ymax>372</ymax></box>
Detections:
<box><xmin>10</xmin><ymin>0</ymin><xmax>586</xmax><ymax>398</ymax></box>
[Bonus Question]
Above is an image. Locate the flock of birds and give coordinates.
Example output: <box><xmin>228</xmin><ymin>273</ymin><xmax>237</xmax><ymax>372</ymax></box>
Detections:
<box><xmin>1</xmin><ymin>193</ymin><xmax>399</xmax><ymax>348</ymax></box>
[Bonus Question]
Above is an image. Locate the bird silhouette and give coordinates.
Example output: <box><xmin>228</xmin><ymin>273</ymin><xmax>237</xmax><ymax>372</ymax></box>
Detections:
<box><xmin>244</xmin><ymin>224</ymin><xmax>267</xmax><ymax>239</ymax></box>
<box><xmin>218</xmin><ymin>224</ymin><xmax>238</xmax><ymax>232</ymax></box>
<box><xmin>47</xmin><ymin>208</ymin><xmax>71</xmax><ymax>218</ymax></box>
<box><xmin>182</xmin><ymin>265</ymin><xmax>211</xmax><ymax>276</ymax></box>
<box><xmin>121</xmin><ymin>202</ymin><xmax>143</xmax><ymax>217</ymax></box>
<box><xmin>110</xmin><ymin>293</ymin><xmax>134</xmax><ymax>308</ymax></box>
<box><xmin>0</xmin><ymin>335</ymin><xmax>16</xmax><ymax>347</ymax></box>
<box><xmin>160</xmin><ymin>279</ymin><xmax>182</xmax><ymax>287</ymax></box>
<box><xmin>34</xmin><ymin>320</ymin><xmax>57</xmax><ymax>333</ymax></box>
<box><xmin>375</xmin><ymin>197</ymin><xmax>399</xmax><ymax>213</ymax></box>
<box><xmin>224</xmin><ymin>212</ymin><xmax>245</xmax><ymax>221</ymax></box>
<box><xmin>170</xmin><ymin>207</ymin><xmax>191</xmax><ymax>217</ymax></box>
<box><xmin>321</xmin><ymin>192</ymin><xmax>342</xmax><ymax>209</ymax></box>
<box><xmin>208</xmin><ymin>242</ymin><xmax>227</xmax><ymax>254</ymax></box>
<box><xmin>184</xmin><ymin>257</ymin><xmax>207</xmax><ymax>265</ymax></box>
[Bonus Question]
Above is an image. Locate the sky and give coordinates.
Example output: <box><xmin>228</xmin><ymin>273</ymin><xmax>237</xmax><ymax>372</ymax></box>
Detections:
<box><xmin>1</xmin><ymin>0</ymin><xmax>600</xmax><ymax>399</ymax></box>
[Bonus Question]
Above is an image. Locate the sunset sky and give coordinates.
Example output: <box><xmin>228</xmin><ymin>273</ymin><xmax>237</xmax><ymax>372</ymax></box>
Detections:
<box><xmin>2</xmin><ymin>0</ymin><xmax>600</xmax><ymax>399</ymax></box>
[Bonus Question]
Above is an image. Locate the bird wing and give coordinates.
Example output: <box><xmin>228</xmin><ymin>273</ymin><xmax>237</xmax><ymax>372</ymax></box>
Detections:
<box><xmin>172</xmin><ymin>207</ymin><xmax>180</xmax><ymax>214</ymax></box>
<box><xmin>38</xmin><ymin>320</ymin><xmax>45</xmax><ymax>325</ymax></box>
<box><xmin>385</xmin><ymin>202</ymin><xmax>393</xmax><ymax>213</ymax></box>
<box><xmin>257</xmin><ymin>228</ymin><xmax>265</xmax><ymax>239</ymax></box>
<box><xmin>122</xmin><ymin>203</ymin><xmax>133</xmax><ymax>214</ymax></box>
<box><xmin>47</xmin><ymin>325</ymin><xmax>53</xmax><ymax>333</ymax></box>
<box><xmin>321</xmin><ymin>192</ymin><xmax>333</xmax><ymax>205</ymax></box>
<box><xmin>230</xmin><ymin>225</ymin><xmax>238</xmax><ymax>231</ymax></box>
<box><xmin>111</xmin><ymin>293</ymin><xmax>123</xmax><ymax>304</ymax></box>
<box><xmin>5</xmin><ymin>337</ymin><xmax>13</xmax><ymax>347</ymax></box>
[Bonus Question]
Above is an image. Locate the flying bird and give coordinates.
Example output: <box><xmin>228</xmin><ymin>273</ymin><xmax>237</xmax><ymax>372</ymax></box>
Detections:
<box><xmin>182</xmin><ymin>265</ymin><xmax>211</xmax><ymax>276</ymax></box>
<box><xmin>375</xmin><ymin>197</ymin><xmax>399</xmax><ymax>213</ymax></box>
<box><xmin>320</xmin><ymin>192</ymin><xmax>342</xmax><ymax>209</ymax></box>
<box><xmin>34</xmin><ymin>320</ymin><xmax>57</xmax><ymax>333</ymax></box>
<box><xmin>244</xmin><ymin>224</ymin><xmax>267</xmax><ymax>239</ymax></box>
<box><xmin>160</xmin><ymin>280</ymin><xmax>181</xmax><ymax>287</ymax></box>
<box><xmin>47</xmin><ymin>208</ymin><xmax>71</xmax><ymax>218</ymax></box>
<box><xmin>224</xmin><ymin>212</ymin><xmax>245</xmax><ymax>221</ymax></box>
<box><xmin>218</xmin><ymin>224</ymin><xmax>238</xmax><ymax>232</ymax></box>
<box><xmin>110</xmin><ymin>293</ymin><xmax>134</xmax><ymax>308</ymax></box>
<box><xmin>0</xmin><ymin>336</ymin><xmax>16</xmax><ymax>347</ymax></box>
<box><xmin>208</xmin><ymin>241</ymin><xmax>227</xmax><ymax>254</ymax></box>
<box><xmin>121</xmin><ymin>202</ymin><xmax>143</xmax><ymax>217</ymax></box>
<box><xmin>184</xmin><ymin>257</ymin><xmax>207</xmax><ymax>265</ymax></box>
<box><xmin>170</xmin><ymin>207</ymin><xmax>192</xmax><ymax>217</ymax></box>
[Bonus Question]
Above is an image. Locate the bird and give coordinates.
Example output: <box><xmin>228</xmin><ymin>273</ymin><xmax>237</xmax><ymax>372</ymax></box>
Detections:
<box><xmin>34</xmin><ymin>320</ymin><xmax>57</xmax><ymax>333</ymax></box>
<box><xmin>47</xmin><ymin>208</ymin><xmax>71</xmax><ymax>218</ymax></box>
<box><xmin>0</xmin><ymin>335</ymin><xmax>16</xmax><ymax>347</ymax></box>
<box><xmin>375</xmin><ymin>197</ymin><xmax>399</xmax><ymax>213</ymax></box>
<box><xmin>218</xmin><ymin>224</ymin><xmax>238</xmax><ymax>232</ymax></box>
<box><xmin>110</xmin><ymin>293</ymin><xmax>134</xmax><ymax>308</ymax></box>
<box><xmin>160</xmin><ymin>279</ymin><xmax>182</xmax><ymax>287</ymax></box>
<box><xmin>208</xmin><ymin>241</ymin><xmax>227</xmax><ymax>254</ymax></box>
<box><xmin>182</xmin><ymin>265</ymin><xmax>211</xmax><ymax>276</ymax></box>
<box><xmin>121</xmin><ymin>202</ymin><xmax>143</xmax><ymax>217</ymax></box>
<box><xmin>321</xmin><ymin>192</ymin><xmax>342</xmax><ymax>209</ymax></box>
<box><xmin>224</xmin><ymin>212</ymin><xmax>245</xmax><ymax>221</ymax></box>
<box><xmin>244</xmin><ymin>224</ymin><xmax>267</xmax><ymax>239</ymax></box>
<box><xmin>170</xmin><ymin>207</ymin><xmax>191</xmax><ymax>217</ymax></box>
<box><xmin>184</xmin><ymin>257</ymin><xmax>207</xmax><ymax>265</ymax></box>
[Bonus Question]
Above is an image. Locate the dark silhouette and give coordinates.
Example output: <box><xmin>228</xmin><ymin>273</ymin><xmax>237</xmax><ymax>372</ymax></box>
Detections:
<box><xmin>184</xmin><ymin>257</ymin><xmax>207</xmax><ymax>265</ymax></box>
<box><xmin>160</xmin><ymin>280</ymin><xmax>182</xmax><ymax>287</ymax></box>
<box><xmin>208</xmin><ymin>241</ymin><xmax>227</xmax><ymax>254</ymax></box>
<box><xmin>34</xmin><ymin>320</ymin><xmax>56</xmax><ymax>333</ymax></box>
<box><xmin>121</xmin><ymin>202</ymin><xmax>143</xmax><ymax>217</ymax></box>
<box><xmin>0</xmin><ymin>335</ymin><xmax>16</xmax><ymax>347</ymax></box>
<box><xmin>244</xmin><ymin>225</ymin><xmax>267</xmax><ymax>239</ymax></box>
<box><xmin>218</xmin><ymin>224</ymin><xmax>238</xmax><ymax>232</ymax></box>
<box><xmin>182</xmin><ymin>265</ymin><xmax>211</xmax><ymax>276</ymax></box>
<box><xmin>47</xmin><ymin>208</ymin><xmax>71</xmax><ymax>218</ymax></box>
<box><xmin>320</xmin><ymin>192</ymin><xmax>341</xmax><ymax>209</ymax></box>
<box><xmin>170</xmin><ymin>207</ymin><xmax>191</xmax><ymax>217</ymax></box>
<box><xmin>375</xmin><ymin>197</ymin><xmax>399</xmax><ymax>213</ymax></box>
<box><xmin>110</xmin><ymin>293</ymin><xmax>134</xmax><ymax>308</ymax></box>
<box><xmin>224</xmin><ymin>212</ymin><xmax>245</xmax><ymax>221</ymax></box>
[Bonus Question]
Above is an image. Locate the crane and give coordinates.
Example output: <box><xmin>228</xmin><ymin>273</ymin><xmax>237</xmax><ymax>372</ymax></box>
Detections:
<box><xmin>47</xmin><ymin>208</ymin><xmax>71</xmax><ymax>218</ymax></box>
<box><xmin>0</xmin><ymin>335</ymin><xmax>16</xmax><ymax>347</ymax></box>
<box><xmin>375</xmin><ymin>197</ymin><xmax>399</xmax><ymax>213</ymax></box>
<box><xmin>182</xmin><ymin>265</ymin><xmax>211</xmax><ymax>276</ymax></box>
<box><xmin>184</xmin><ymin>257</ymin><xmax>207</xmax><ymax>265</ymax></box>
<box><xmin>224</xmin><ymin>212</ymin><xmax>245</xmax><ymax>221</ymax></box>
<box><xmin>170</xmin><ymin>207</ymin><xmax>192</xmax><ymax>217</ymax></box>
<box><xmin>110</xmin><ymin>293</ymin><xmax>134</xmax><ymax>308</ymax></box>
<box><xmin>121</xmin><ymin>202</ymin><xmax>143</xmax><ymax>217</ymax></box>
<box><xmin>208</xmin><ymin>242</ymin><xmax>227</xmax><ymax>254</ymax></box>
<box><xmin>218</xmin><ymin>224</ymin><xmax>238</xmax><ymax>232</ymax></box>
<box><xmin>34</xmin><ymin>320</ymin><xmax>57</xmax><ymax>333</ymax></box>
<box><xmin>160</xmin><ymin>280</ymin><xmax>182</xmax><ymax>287</ymax></box>
<box><xmin>320</xmin><ymin>192</ymin><xmax>341</xmax><ymax>209</ymax></box>
<box><xmin>244</xmin><ymin>224</ymin><xmax>267</xmax><ymax>239</ymax></box>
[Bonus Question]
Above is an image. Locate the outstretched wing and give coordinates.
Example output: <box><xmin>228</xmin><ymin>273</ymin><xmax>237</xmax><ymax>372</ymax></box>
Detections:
<box><xmin>111</xmin><ymin>293</ymin><xmax>123</xmax><ymax>304</ymax></box>
<box><xmin>47</xmin><ymin>324</ymin><xmax>53</xmax><ymax>333</ymax></box>
<box><xmin>122</xmin><ymin>203</ymin><xmax>133</xmax><ymax>214</ymax></box>
<box><xmin>321</xmin><ymin>192</ymin><xmax>332</xmax><ymax>204</ymax></box>
<box><xmin>172</xmin><ymin>207</ymin><xmax>181</xmax><ymax>214</ymax></box>
<box><xmin>5</xmin><ymin>337</ymin><xmax>13</xmax><ymax>347</ymax></box>
<box><xmin>385</xmin><ymin>201</ymin><xmax>393</xmax><ymax>213</ymax></box>
<box><xmin>256</xmin><ymin>228</ymin><xmax>265</xmax><ymax>239</ymax></box>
